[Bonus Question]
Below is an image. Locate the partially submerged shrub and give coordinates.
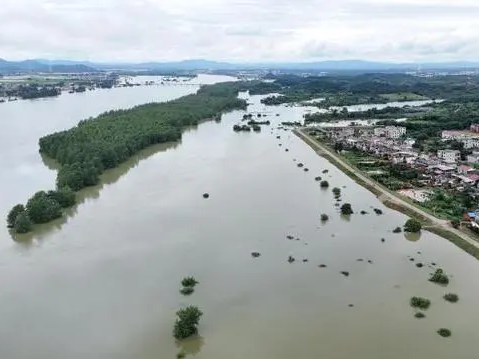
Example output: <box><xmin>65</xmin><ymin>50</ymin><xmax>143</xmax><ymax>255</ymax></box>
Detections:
<box><xmin>373</xmin><ymin>208</ymin><xmax>383</xmax><ymax>215</ymax></box>
<box><xmin>414</xmin><ymin>312</ymin><xmax>426</xmax><ymax>319</ymax></box>
<box><xmin>410</xmin><ymin>296</ymin><xmax>431</xmax><ymax>310</ymax></box>
<box><xmin>320</xmin><ymin>214</ymin><xmax>329</xmax><ymax>222</ymax></box>
<box><xmin>404</xmin><ymin>219</ymin><xmax>422</xmax><ymax>233</ymax></box>
<box><xmin>437</xmin><ymin>328</ymin><xmax>451</xmax><ymax>338</ymax></box>
<box><xmin>181</xmin><ymin>277</ymin><xmax>199</xmax><ymax>288</ymax></box>
<box><xmin>429</xmin><ymin>269</ymin><xmax>449</xmax><ymax>285</ymax></box>
<box><xmin>443</xmin><ymin>293</ymin><xmax>459</xmax><ymax>303</ymax></box>
<box><xmin>332</xmin><ymin>187</ymin><xmax>341</xmax><ymax>196</ymax></box>
<box><xmin>392</xmin><ymin>227</ymin><xmax>402</xmax><ymax>233</ymax></box>
<box><xmin>320</xmin><ymin>180</ymin><xmax>329</xmax><ymax>188</ymax></box>
<box><xmin>173</xmin><ymin>306</ymin><xmax>203</xmax><ymax>339</ymax></box>
<box><xmin>340</xmin><ymin>203</ymin><xmax>353</xmax><ymax>215</ymax></box>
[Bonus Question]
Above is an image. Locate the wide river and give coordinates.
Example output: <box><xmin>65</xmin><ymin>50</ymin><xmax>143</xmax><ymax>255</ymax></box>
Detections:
<box><xmin>0</xmin><ymin>76</ymin><xmax>478</xmax><ymax>358</ymax></box>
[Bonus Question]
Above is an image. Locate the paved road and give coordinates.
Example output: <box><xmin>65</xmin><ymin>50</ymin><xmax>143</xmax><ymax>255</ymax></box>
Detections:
<box><xmin>297</xmin><ymin>129</ymin><xmax>479</xmax><ymax>250</ymax></box>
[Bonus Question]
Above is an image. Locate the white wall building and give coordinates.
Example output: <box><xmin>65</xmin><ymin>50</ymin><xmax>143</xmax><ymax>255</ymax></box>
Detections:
<box><xmin>374</xmin><ymin>126</ymin><xmax>406</xmax><ymax>139</ymax></box>
<box><xmin>437</xmin><ymin>149</ymin><xmax>460</xmax><ymax>163</ymax></box>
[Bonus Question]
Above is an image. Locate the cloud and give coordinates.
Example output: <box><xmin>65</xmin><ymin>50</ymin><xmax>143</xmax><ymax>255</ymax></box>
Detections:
<box><xmin>0</xmin><ymin>0</ymin><xmax>478</xmax><ymax>62</ymax></box>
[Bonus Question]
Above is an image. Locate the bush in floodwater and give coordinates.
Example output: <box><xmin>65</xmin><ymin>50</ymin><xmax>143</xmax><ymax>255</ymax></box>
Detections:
<box><xmin>340</xmin><ymin>203</ymin><xmax>353</xmax><ymax>215</ymax></box>
<box><xmin>404</xmin><ymin>219</ymin><xmax>422</xmax><ymax>233</ymax></box>
<box><xmin>415</xmin><ymin>312</ymin><xmax>426</xmax><ymax>319</ymax></box>
<box><xmin>429</xmin><ymin>269</ymin><xmax>449</xmax><ymax>285</ymax></box>
<box><xmin>437</xmin><ymin>328</ymin><xmax>451</xmax><ymax>338</ymax></box>
<box><xmin>173</xmin><ymin>306</ymin><xmax>203</xmax><ymax>340</ymax></box>
<box><xmin>410</xmin><ymin>296</ymin><xmax>431</xmax><ymax>310</ymax></box>
<box><xmin>180</xmin><ymin>287</ymin><xmax>195</xmax><ymax>296</ymax></box>
<box><xmin>443</xmin><ymin>293</ymin><xmax>459</xmax><ymax>303</ymax></box>
<box><xmin>320</xmin><ymin>180</ymin><xmax>329</xmax><ymax>188</ymax></box>
<box><xmin>360</xmin><ymin>210</ymin><xmax>368</xmax><ymax>215</ymax></box>
<box><xmin>7</xmin><ymin>204</ymin><xmax>26</xmax><ymax>228</ymax></box>
<box><xmin>181</xmin><ymin>277</ymin><xmax>199</xmax><ymax>288</ymax></box>
<box><xmin>321</xmin><ymin>214</ymin><xmax>329</xmax><ymax>222</ymax></box>
<box><xmin>332</xmin><ymin>187</ymin><xmax>341</xmax><ymax>196</ymax></box>
<box><xmin>14</xmin><ymin>212</ymin><xmax>33</xmax><ymax>234</ymax></box>
<box><xmin>322</xmin><ymin>169</ymin><xmax>329</xmax><ymax>174</ymax></box>
<box><xmin>393</xmin><ymin>227</ymin><xmax>402</xmax><ymax>233</ymax></box>
<box><xmin>297</xmin><ymin>163</ymin><xmax>304</xmax><ymax>168</ymax></box>
<box><xmin>315</xmin><ymin>176</ymin><xmax>322</xmax><ymax>181</ymax></box>
<box><xmin>373</xmin><ymin>208</ymin><xmax>383</xmax><ymax>215</ymax></box>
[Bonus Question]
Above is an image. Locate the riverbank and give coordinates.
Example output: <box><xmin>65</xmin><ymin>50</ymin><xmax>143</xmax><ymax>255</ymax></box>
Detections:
<box><xmin>294</xmin><ymin>128</ymin><xmax>479</xmax><ymax>260</ymax></box>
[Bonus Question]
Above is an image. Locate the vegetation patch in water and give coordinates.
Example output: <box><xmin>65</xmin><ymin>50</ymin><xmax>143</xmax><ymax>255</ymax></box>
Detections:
<box><xmin>392</xmin><ymin>226</ymin><xmax>402</xmax><ymax>233</ymax></box>
<box><xmin>173</xmin><ymin>306</ymin><xmax>203</xmax><ymax>340</ymax></box>
<box><xmin>404</xmin><ymin>219</ymin><xmax>422</xmax><ymax>233</ymax></box>
<box><xmin>414</xmin><ymin>312</ymin><xmax>426</xmax><ymax>319</ymax></box>
<box><xmin>410</xmin><ymin>296</ymin><xmax>431</xmax><ymax>310</ymax></box>
<box><xmin>429</xmin><ymin>269</ymin><xmax>449</xmax><ymax>285</ymax></box>
<box><xmin>320</xmin><ymin>180</ymin><xmax>329</xmax><ymax>188</ymax></box>
<box><xmin>320</xmin><ymin>214</ymin><xmax>329</xmax><ymax>222</ymax></box>
<box><xmin>181</xmin><ymin>277</ymin><xmax>199</xmax><ymax>288</ymax></box>
<box><xmin>437</xmin><ymin>328</ymin><xmax>452</xmax><ymax>338</ymax></box>
<box><xmin>340</xmin><ymin>203</ymin><xmax>353</xmax><ymax>215</ymax></box>
<box><xmin>443</xmin><ymin>293</ymin><xmax>459</xmax><ymax>303</ymax></box>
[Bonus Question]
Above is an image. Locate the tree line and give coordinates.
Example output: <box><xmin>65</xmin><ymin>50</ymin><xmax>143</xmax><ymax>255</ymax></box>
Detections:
<box><xmin>7</xmin><ymin>82</ymin><xmax>247</xmax><ymax>233</ymax></box>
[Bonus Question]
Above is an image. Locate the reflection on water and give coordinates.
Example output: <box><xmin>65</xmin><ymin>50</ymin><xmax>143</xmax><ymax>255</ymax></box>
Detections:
<box><xmin>404</xmin><ymin>232</ymin><xmax>422</xmax><ymax>242</ymax></box>
<box><xmin>11</xmin><ymin>141</ymin><xmax>179</xmax><ymax>242</ymax></box>
<box><xmin>176</xmin><ymin>336</ymin><xmax>205</xmax><ymax>357</ymax></box>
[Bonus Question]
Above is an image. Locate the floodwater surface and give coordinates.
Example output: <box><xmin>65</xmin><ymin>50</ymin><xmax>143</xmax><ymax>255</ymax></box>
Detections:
<box><xmin>0</xmin><ymin>85</ymin><xmax>478</xmax><ymax>359</ymax></box>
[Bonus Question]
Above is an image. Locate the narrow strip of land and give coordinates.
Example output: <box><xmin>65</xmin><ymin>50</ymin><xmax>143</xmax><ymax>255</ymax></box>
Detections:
<box><xmin>295</xmin><ymin>128</ymin><xmax>479</xmax><ymax>256</ymax></box>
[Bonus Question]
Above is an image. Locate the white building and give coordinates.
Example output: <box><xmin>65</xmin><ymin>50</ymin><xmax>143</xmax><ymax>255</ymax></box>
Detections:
<box><xmin>437</xmin><ymin>149</ymin><xmax>460</xmax><ymax>163</ymax></box>
<box><xmin>467</xmin><ymin>151</ymin><xmax>479</xmax><ymax>164</ymax></box>
<box><xmin>441</xmin><ymin>130</ymin><xmax>479</xmax><ymax>149</ymax></box>
<box><xmin>373</xmin><ymin>126</ymin><xmax>406</xmax><ymax>139</ymax></box>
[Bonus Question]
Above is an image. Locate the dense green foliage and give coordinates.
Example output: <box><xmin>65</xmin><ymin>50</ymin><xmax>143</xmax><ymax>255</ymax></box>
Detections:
<box><xmin>320</xmin><ymin>180</ymin><xmax>329</xmax><ymax>188</ymax></box>
<box><xmin>404</xmin><ymin>219</ymin><xmax>422</xmax><ymax>233</ymax></box>
<box><xmin>14</xmin><ymin>212</ymin><xmax>33</xmax><ymax>233</ymax></box>
<box><xmin>340</xmin><ymin>203</ymin><xmax>353</xmax><ymax>215</ymax></box>
<box><xmin>173</xmin><ymin>306</ymin><xmax>203</xmax><ymax>339</ymax></box>
<box><xmin>7</xmin><ymin>204</ymin><xmax>25</xmax><ymax>228</ymax></box>
<box><xmin>410</xmin><ymin>296</ymin><xmax>431</xmax><ymax>310</ymax></box>
<box><xmin>47</xmin><ymin>187</ymin><xmax>76</xmax><ymax>208</ymax></box>
<box><xmin>429</xmin><ymin>268</ymin><xmax>449</xmax><ymax>285</ymax></box>
<box><xmin>181</xmin><ymin>277</ymin><xmax>199</xmax><ymax>288</ymax></box>
<box><xmin>39</xmin><ymin>83</ymin><xmax>246</xmax><ymax>191</ymax></box>
<box><xmin>26</xmin><ymin>191</ymin><xmax>63</xmax><ymax>224</ymax></box>
<box><xmin>443</xmin><ymin>293</ymin><xmax>459</xmax><ymax>303</ymax></box>
<box><xmin>7</xmin><ymin>82</ymin><xmax>245</xmax><ymax>233</ymax></box>
<box><xmin>437</xmin><ymin>328</ymin><xmax>452</xmax><ymax>337</ymax></box>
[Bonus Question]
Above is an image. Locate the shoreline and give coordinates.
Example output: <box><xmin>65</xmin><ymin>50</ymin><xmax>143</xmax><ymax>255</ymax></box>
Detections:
<box><xmin>294</xmin><ymin>128</ymin><xmax>479</xmax><ymax>261</ymax></box>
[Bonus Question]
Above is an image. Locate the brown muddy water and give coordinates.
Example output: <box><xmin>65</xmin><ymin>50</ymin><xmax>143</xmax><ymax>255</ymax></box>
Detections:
<box><xmin>0</xmin><ymin>81</ymin><xmax>478</xmax><ymax>359</ymax></box>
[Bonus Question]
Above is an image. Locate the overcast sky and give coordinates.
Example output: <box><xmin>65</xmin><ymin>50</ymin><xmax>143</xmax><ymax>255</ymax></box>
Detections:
<box><xmin>1</xmin><ymin>0</ymin><xmax>479</xmax><ymax>62</ymax></box>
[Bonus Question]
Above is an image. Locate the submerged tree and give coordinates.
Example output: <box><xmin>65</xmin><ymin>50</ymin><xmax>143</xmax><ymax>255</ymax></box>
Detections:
<box><xmin>14</xmin><ymin>212</ymin><xmax>33</xmax><ymax>234</ymax></box>
<box><xmin>404</xmin><ymin>219</ymin><xmax>422</xmax><ymax>233</ymax></box>
<box><xmin>7</xmin><ymin>204</ymin><xmax>26</xmax><ymax>228</ymax></box>
<box><xmin>340</xmin><ymin>203</ymin><xmax>353</xmax><ymax>215</ymax></box>
<box><xmin>173</xmin><ymin>306</ymin><xmax>203</xmax><ymax>340</ymax></box>
<box><xmin>26</xmin><ymin>191</ymin><xmax>62</xmax><ymax>224</ymax></box>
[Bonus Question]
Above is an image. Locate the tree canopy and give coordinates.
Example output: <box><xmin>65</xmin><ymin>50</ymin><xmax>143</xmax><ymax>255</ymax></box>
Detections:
<box><xmin>6</xmin><ymin>82</ymin><xmax>246</xmax><ymax>233</ymax></box>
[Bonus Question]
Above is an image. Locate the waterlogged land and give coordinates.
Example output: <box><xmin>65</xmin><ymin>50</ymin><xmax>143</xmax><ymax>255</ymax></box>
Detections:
<box><xmin>0</xmin><ymin>89</ymin><xmax>478</xmax><ymax>358</ymax></box>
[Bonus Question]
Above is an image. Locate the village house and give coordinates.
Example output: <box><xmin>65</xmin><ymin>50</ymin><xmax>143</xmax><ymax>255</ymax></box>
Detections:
<box><xmin>441</xmin><ymin>130</ymin><xmax>479</xmax><ymax>149</ymax></box>
<box><xmin>373</xmin><ymin>126</ymin><xmax>406</xmax><ymax>139</ymax></box>
<box><xmin>437</xmin><ymin>149</ymin><xmax>460</xmax><ymax>164</ymax></box>
<box><xmin>467</xmin><ymin>151</ymin><xmax>479</xmax><ymax>164</ymax></box>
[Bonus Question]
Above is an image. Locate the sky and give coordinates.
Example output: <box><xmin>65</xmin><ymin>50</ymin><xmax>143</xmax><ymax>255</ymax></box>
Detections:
<box><xmin>1</xmin><ymin>0</ymin><xmax>479</xmax><ymax>63</ymax></box>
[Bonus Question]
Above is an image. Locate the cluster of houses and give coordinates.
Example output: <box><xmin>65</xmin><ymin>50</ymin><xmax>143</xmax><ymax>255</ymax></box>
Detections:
<box><xmin>322</xmin><ymin>124</ymin><xmax>479</xmax><ymax>192</ymax></box>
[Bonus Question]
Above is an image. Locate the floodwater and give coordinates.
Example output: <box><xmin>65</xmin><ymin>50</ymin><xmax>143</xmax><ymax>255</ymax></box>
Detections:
<box><xmin>0</xmin><ymin>84</ymin><xmax>478</xmax><ymax>358</ymax></box>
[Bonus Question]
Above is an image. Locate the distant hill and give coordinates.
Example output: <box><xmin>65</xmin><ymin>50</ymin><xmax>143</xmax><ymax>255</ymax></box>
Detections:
<box><xmin>4</xmin><ymin>58</ymin><xmax>479</xmax><ymax>73</ymax></box>
<box><xmin>0</xmin><ymin>59</ymin><xmax>99</xmax><ymax>74</ymax></box>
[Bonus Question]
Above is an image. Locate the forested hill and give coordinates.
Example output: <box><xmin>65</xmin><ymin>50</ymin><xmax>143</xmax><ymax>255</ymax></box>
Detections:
<box><xmin>39</xmin><ymin>82</ymin><xmax>247</xmax><ymax>191</ymax></box>
<box><xmin>7</xmin><ymin>82</ymin><xmax>246</xmax><ymax>233</ymax></box>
